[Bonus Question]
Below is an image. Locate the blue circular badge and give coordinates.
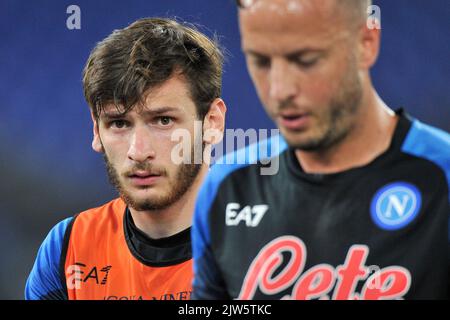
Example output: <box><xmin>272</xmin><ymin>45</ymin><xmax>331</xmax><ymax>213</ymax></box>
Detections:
<box><xmin>370</xmin><ymin>182</ymin><xmax>422</xmax><ymax>230</ymax></box>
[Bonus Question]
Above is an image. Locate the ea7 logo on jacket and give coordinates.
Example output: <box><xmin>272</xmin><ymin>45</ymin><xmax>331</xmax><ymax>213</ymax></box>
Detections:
<box><xmin>238</xmin><ymin>236</ymin><xmax>411</xmax><ymax>300</ymax></box>
<box><xmin>66</xmin><ymin>262</ymin><xmax>112</xmax><ymax>290</ymax></box>
<box><xmin>226</xmin><ymin>203</ymin><xmax>268</xmax><ymax>227</ymax></box>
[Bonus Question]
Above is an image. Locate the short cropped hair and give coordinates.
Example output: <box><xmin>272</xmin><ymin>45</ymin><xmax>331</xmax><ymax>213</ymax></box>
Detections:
<box><xmin>340</xmin><ymin>0</ymin><xmax>373</xmax><ymax>27</ymax></box>
<box><xmin>237</xmin><ymin>0</ymin><xmax>373</xmax><ymax>28</ymax></box>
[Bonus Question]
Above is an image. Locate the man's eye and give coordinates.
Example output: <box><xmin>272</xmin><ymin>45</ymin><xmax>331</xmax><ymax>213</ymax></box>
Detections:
<box><xmin>293</xmin><ymin>57</ymin><xmax>319</xmax><ymax>68</ymax></box>
<box><xmin>252</xmin><ymin>57</ymin><xmax>271</xmax><ymax>69</ymax></box>
<box><xmin>157</xmin><ymin>116</ymin><xmax>173</xmax><ymax>126</ymax></box>
<box><xmin>109</xmin><ymin>120</ymin><xmax>128</xmax><ymax>129</ymax></box>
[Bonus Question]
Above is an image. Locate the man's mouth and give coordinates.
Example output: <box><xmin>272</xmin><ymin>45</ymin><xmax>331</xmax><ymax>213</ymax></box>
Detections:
<box><xmin>128</xmin><ymin>171</ymin><xmax>163</xmax><ymax>186</ymax></box>
<box><xmin>278</xmin><ymin>112</ymin><xmax>311</xmax><ymax>130</ymax></box>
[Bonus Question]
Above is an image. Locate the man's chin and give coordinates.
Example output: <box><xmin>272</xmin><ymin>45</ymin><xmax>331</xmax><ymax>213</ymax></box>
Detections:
<box><xmin>281</xmin><ymin>131</ymin><xmax>321</xmax><ymax>151</ymax></box>
<box><xmin>123</xmin><ymin>195</ymin><xmax>171</xmax><ymax>212</ymax></box>
<box><xmin>289</xmin><ymin>137</ymin><xmax>338</xmax><ymax>152</ymax></box>
<box><xmin>129</xmin><ymin>190</ymin><xmax>162</xmax><ymax>202</ymax></box>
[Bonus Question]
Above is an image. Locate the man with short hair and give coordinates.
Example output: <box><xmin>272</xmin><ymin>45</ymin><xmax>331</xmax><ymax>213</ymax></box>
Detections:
<box><xmin>26</xmin><ymin>17</ymin><xmax>226</xmax><ymax>300</ymax></box>
<box><xmin>192</xmin><ymin>0</ymin><xmax>449</xmax><ymax>299</ymax></box>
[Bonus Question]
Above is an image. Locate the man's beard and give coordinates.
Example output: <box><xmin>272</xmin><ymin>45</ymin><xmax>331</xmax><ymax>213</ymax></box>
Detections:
<box><xmin>104</xmin><ymin>147</ymin><xmax>202</xmax><ymax>212</ymax></box>
<box><xmin>284</xmin><ymin>55</ymin><xmax>363</xmax><ymax>151</ymax></box>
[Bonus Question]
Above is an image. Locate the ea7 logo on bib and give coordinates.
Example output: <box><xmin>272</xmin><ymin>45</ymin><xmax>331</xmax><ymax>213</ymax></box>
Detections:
<box><xmin>371</xmin><ymin>182</ymin><xmax>422</xmax><ymax>230</ymax></box>
<box><xmin>66</xmin><ymin>262</ymin><xmax>112</xmax><ymax>290</ymax></box>
<box><xmin>226</xmin><ymin>203</ymin><xmax>268</xmax><ymax>227</ymax></box>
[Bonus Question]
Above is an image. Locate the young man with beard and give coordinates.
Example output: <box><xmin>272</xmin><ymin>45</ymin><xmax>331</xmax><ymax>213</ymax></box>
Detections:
<box><xmin>25</xmin><ymin>18</ymin><xmax>226</xmax><ymax>300</ymax></box>
<box><xmin>192</xmin><ymin>0</ymin><xmax>450</xmax><ymax>299</ymax></box>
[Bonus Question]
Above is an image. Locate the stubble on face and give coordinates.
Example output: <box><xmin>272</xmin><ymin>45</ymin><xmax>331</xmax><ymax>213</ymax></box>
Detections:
<box><xmin>104</xmin><ymin>145</ymin><xmax>202</xmax><ymax>212</ymax></box>
<box><xmin>287</xmin><ymin>53</ymin><xmax>363</xmax><ymax>151</ymax></box>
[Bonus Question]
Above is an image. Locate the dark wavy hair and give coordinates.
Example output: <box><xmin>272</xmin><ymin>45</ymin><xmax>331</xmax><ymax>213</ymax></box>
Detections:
<box><xmin>82</xmin><ymin>17</ymin><xmax>224</xmax><ymax>120</ymax></box>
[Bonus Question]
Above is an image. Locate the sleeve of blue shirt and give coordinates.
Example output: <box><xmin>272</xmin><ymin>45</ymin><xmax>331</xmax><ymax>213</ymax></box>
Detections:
<box><xmin>401</xmin><ymin>119</ymin><xmax>450</xmax><ymax>299</ymax></box>
<box><xmin>25</xmin><ymin>217</ymin><xmax>73</xmax><ymax>300</ymax></box>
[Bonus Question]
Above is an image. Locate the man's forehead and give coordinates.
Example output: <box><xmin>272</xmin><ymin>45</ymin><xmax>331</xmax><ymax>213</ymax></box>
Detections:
<box><xmin>100</xmin><ymin>75</ymin><xmax>192</xmax><ymax>117</ymax></box>
<box><xmin>239</xmin><ymin>0</ymin><xmax>339</xmax><ymax>50</ymax></box>
<box><xmin>241</xmin><ymin>32</ymin><xmax>335</xmax><ymax>56</ymax></box>
<box><xmin>239</xmin><ymin>0</ymin><xmax>338</xmax><ymax>21</ymax></box>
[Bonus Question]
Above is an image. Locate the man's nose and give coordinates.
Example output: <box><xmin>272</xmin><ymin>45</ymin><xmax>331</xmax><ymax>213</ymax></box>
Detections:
<box><xmin>269</xmin><ymin>59</ymin><xmax>298</xmax><ymax>105</ymax></box>
<box><xmin>127</xmin><ymin>125</ymin><xmax>156</xmax><ymax>162</ymax></box>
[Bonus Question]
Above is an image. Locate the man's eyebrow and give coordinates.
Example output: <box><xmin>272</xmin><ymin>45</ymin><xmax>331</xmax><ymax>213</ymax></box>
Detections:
<box><xmin>244</xmin><ymin>48</ymin><xmax>324</xmax><ymax>59</ymax></box>
<box><xmin>144</xmin><ymin>106</ymin><xmax>180</xmax><ymax>115</ymax></box>
<box><xmin>100</xmin><ymin>112</ymin><xmax>126</xmax><ymax>120</ymax></box>
<box><xmin>100</xmin><ymin>106</ymin><xmax>180</xmax><ymax>119</ymax></box>
<box><xmin>285</xmin><ymin>49</ymin><xmax>324</xmax><ymax>60</ymax></box>
<box><xmin>243</xmin><ymin>50</ymin><xmax>270</xmax><ymax>59</ymax></box>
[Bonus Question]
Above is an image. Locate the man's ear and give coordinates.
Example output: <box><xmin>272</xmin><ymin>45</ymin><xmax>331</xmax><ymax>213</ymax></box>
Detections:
<box><xmin>202</xmin><ymin>98</ymin><xmax>227</xmax><ymax>145</ymax></box>
<box><xmin>358</xmin><ymin>23</ymin><xmax>381</xmax><ymax>70</ymax></box>
<box><xmin>91</xmin><ymin>111</ymin><xmax>104</xmax><ymax>153</ymax></box>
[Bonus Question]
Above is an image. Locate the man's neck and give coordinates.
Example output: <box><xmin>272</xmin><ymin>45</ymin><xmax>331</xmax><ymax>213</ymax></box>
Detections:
<box><xmin>129</xmin><ymin>165</ymin><xmax>208</xmax><ymax>240</ymax></box>
<box><xmin>295</xmin><ymin>91</ymin><xmax>398</xmax><ymax>174</ymax></box>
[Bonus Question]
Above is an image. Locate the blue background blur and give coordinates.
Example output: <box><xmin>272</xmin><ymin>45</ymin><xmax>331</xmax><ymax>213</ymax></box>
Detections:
<box><xmin>0</xmin><ymin>0</ymin><xmax>449</xmax><ymax>299</ymax></box>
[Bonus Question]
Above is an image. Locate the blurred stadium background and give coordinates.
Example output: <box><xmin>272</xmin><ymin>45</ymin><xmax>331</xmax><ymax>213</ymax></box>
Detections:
<box><xmin>0</xmin><ymin>0</ymin><xmax>449</xmax><ymax>299</ymax></box>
